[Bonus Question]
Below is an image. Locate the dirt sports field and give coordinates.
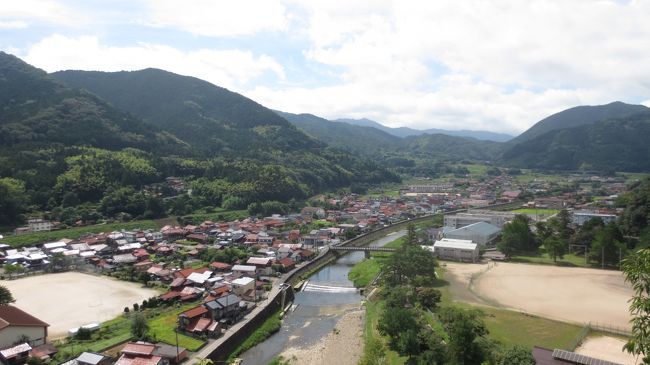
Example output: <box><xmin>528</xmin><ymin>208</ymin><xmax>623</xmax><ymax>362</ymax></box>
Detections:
<box><xmin>445</xmin><ymin>262</ymin><xmax>634</xmax><ymax>329</ymax></box>
<box><xmin>2</xmin><ymin>272</ymin><xmax>159</xmax><ymax>337</ymax></box>
<box><xmin>576</xmin><ymin>335</ymin><xmax>639</xmax><ymax>365</ymax></box>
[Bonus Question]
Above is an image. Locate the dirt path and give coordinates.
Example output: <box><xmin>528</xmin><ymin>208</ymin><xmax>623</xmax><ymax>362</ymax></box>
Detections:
<box><xmin>278</xmin><ymin>309</ymin><xmax>365</xmax><ymax>365</ymax></box>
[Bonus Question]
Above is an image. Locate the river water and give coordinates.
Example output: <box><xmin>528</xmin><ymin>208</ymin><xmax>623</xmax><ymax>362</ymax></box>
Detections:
<box><xmin>239</xmin><ymin>230</ymin><xmax>406</xmax><ymax>365</ymax></box>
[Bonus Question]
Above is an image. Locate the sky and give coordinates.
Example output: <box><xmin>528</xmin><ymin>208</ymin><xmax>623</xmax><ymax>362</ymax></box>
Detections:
<box><xmin>2</xmin><ymin>0</ymin><xmax>650</xmax><ymax>135</ymax></box>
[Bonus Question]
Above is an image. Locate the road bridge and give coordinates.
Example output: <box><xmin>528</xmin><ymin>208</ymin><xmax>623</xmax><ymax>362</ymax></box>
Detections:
<box><xmin>329</xmin><ymin>245</ymin><xmax>397</xmax><ymax>258</ymax></box>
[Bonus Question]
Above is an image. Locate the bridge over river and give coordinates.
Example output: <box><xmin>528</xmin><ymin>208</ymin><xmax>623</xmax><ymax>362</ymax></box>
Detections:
<box><xmin>329</xmin><ymin>245</ymin><xmax>397</xmax><ymax>258</ymax></box>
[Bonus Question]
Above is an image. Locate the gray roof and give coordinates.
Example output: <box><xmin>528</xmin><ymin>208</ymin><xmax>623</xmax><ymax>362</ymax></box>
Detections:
<box><xmin>215</xmin><ymin>294</ymin><xmax>241</xmax><ymax>308</ymax></box>
<box><xmin>77</xmin><ymin>352</ymin><xmax>106</xmax><ymax>365</ymax></box>
<box><xmin>446</xmin><ymin>221</ymin><xmax>500</xmax><ymax>237</ymax></box>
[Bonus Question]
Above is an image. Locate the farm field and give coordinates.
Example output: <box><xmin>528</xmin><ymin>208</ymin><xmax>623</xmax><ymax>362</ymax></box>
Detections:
<box><xmin>2</xmin><ymin>272</ymin><xmax>160</xmax><ymax>337</ymax></box>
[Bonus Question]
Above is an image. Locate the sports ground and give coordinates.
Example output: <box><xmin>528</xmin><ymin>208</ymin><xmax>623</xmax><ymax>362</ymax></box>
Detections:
<box><xmin>2</xmin><ymin>272</ymin><xmax>159</xmax><ymax>337</ymax></box>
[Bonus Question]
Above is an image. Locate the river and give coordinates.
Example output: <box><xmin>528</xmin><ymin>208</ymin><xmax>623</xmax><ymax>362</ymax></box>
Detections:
<box><xmin>239</xmin><ymin>230</ymin><xmax>406</xmax><ymax>365</ymax></box>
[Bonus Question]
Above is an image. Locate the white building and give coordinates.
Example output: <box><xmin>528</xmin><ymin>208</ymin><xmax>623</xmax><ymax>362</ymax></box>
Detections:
<box><xmin>572</xmin><ymin>211</ymin><xmax>618</xmax><ymax>226</ymax></box>
<box><xmin>27</xmin><ymin>218</ymin><xmax>52</xmax><ymax>232</ymax></box>
<box><xmin>230</xmin><ymin>277</ymin><xmax>255</xmax><ymax>297</ymax></box>
<box><xmin>431</xmin><ymin>238</ymin><xmax>479</xmax><ymax>262</ymax></box>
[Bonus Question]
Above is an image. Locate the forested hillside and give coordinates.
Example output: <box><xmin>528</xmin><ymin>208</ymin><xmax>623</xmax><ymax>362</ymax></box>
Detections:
<box><xmin>502</xmin><ymin>113</ymin><xmax>650</xmax><ymax>172</ymax></box>
<box><xmin>0</xmin><ymin>54</ymin><xmax>398</xmax><ymax>227</ymax></box>
<box><xmin>509</xmin><ymin>101</ymin><xmax>648</xmax><ymax>144</ymax></box>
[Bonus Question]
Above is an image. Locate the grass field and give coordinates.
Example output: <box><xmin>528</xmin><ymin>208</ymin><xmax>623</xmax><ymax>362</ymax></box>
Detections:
<box><xmin>181</xmin><ymin>209</ymin><xmax>249</xmax><ymax>225</ymax></box>
<box><xmin>349</xmin><ymin>259</ymin><xmax>382</xmax><ymax>288</ymax></box>
<box><xmin>0</xmin><ymin>220</ymin><xmax>160</xmax><ymax>247</ymax></box>
<box><xmin>53</xmin><ymin>304</ymin><xmax>204</xmax><ymax>361</ymax></box>
<box><xmin>511</xmin><ymin>252</ymin><xmax>589</xmax><ymax>267</ymax></box>
<box><xmin>148</xmin><ymin>305</ymin><xmax>206</xmax><ymax>351</ymax></box>
<box><xmin>511</xmin><ymin>208</ymin><xmax>560</xmax><ymax>215</ymax></box>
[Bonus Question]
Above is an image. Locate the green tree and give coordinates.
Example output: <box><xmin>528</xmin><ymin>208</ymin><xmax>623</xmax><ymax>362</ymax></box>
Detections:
<box><xmin>383</xmin><ymin>244</ymin><xmax>437</xmax><ymax>287</ymax></box>
<box><xmin>439</xmin><ymin>307</ymin><xmax>491</xmax><ymax>365</ymax></box>
<box><xmin>0</xmin><ymin>177</ymin><xmax>28</xmax><ymax>225</ymax></box>
<box><xmin>497</xmin><ymin>346</ymin><xmax>535</xmax><ymax>365</ymax></box>
<box><xmin>415</xmin><ymin>287</ymin><xmax>442</xmax><ymax>310</ymax></box>
<box><xmin>0</xmin><ymin>285</ymin><xmax>15</xmax><ymax>305</ymax></box>
<box><xmin>590</xmin><ymin>222</ymin><xmax>625</xmax><ymax>267</ymax></box>
<box><xmin>622</xmin><ymin>248</ymin><xmax>650</xmax><ymax>364</ymax></box>
<box><xmin>378</xmin><ymin>307</ymin><xmax>422</xmax><ymax>359</ymax></box>
<box><xmin>130</xmin><ymin>312</ymin><xmax>149</xmax><ymax>340</ymax></box>
<box><xmin>406</xmin><ymin>224</ymin><xmax>418</xmax><ymax>245</ymax></box>
<box><xmin>543</xmin><ymin>237</ymin><xmax>568</xmax><ymax>263</ymax></box>
<box><xmin>498</xmin><ymin>215</ymin><xmax>537</xmax><ymax>258</ymax></box>
<box><xmin>553</xmin><ymin>209</ymin><xmax>574</xmax><ymax>241</ymax></box>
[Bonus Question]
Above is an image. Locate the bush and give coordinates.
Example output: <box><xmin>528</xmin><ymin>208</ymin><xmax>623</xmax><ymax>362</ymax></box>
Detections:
<box><xmin>75</xmin><ymin>327</ymin><xmax>92</xmax><ymax>340</ymax></box>
<box><xmin>133</xmin><ymin>303</ymin><xmax>139</xmax><ymax>311</ymax></box>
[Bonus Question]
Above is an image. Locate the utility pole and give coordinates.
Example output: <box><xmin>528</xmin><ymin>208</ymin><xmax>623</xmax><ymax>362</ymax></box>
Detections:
<box><xmin>602</xmin><ymin>246</ymin><xmax>605</xmax><ymax>270</ymax></box>
<box><xmin>175</xmin><ymin>326</ymin><xmax>180</xmax><ymax>362</ymax></box>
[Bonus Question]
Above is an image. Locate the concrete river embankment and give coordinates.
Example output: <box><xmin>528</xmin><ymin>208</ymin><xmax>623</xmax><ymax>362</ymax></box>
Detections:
<box><xmin>238</xmin><ymin>230</ymin><xmax>406</xmax><ymax>365</ymax></box>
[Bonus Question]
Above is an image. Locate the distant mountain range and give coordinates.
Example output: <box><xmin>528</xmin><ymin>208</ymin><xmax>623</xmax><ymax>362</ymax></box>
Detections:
<box><xmin>332</xmin><ymin>117</ymin><xmax>514</xmax><ymax>142</ymax></box>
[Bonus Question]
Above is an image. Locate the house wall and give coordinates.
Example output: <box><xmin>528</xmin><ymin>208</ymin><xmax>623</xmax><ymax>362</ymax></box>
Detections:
<box><xmin>232</xmin><ymin>282</ymin><xmax>254</xmax><ymax>296</ymax></box>
<box><xmin>435</xmin><ymin>247</ymin><xmax>479</xmax><ymax>263</ymax></box>
<box><xmin>0</xmin><ymin>326</ymin><xmax>47</xmax><ymax>348</ymax></box>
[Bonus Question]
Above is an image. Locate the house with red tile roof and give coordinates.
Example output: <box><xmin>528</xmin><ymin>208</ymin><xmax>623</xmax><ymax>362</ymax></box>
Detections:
<box><xmin>0</xmin><ymin>305</ymin><xmax>49</xmax><ymax>348</ymax></box>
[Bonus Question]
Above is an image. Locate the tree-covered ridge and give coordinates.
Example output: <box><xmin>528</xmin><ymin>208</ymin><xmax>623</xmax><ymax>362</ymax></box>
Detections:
<box><xmin>502</xmin><ymin>112</ymin><xmax>650</xmax><ymax>172</ymax></box>
<box><xmin>509</xmin><ymin>101</ymin><xmax>649</xmax><ymax>144</ymax></box>
<box><xmin>52</xmin><ymin>69</ymin><xmax>322</xmax><ymax>155</ymax></box>
<box><xmin>0</xmin><ymin>53</ymin><xmax>399</xmax><ymax>226</ymax></box>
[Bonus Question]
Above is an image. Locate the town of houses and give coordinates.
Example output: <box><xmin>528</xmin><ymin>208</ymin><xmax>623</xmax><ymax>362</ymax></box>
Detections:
<box><xmin>0</xmin><ymin>171</ymin><xmax>632</xmax><ymax>365</ymax></box>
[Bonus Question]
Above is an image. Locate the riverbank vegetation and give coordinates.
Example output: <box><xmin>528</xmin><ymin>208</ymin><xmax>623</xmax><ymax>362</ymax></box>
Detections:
<box><xmin>228</xmin><ymin>309</ymin><xmax>282</xmax><ymax>361</ymax></box>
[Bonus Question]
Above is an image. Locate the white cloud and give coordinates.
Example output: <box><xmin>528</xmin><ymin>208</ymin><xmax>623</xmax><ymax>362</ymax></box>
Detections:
<box><xmin>22</xmin><ymin>34</ymin><xmax>285</xmax><ymax>91</ymax></box>
<box><xmin>0</xmin><ymin>20</ymin><xmax>28</xmax><ymax>29</ymax></box>
<box><xmin>8</xmin><ymin>0</ymin><xmax>650</xmax><ymax>134</ymax></box>
<box><xmin>144</xmin><ymin>0</ymin><xmax>289</xmax><ymax>37</ymax></box>
<box><xmin>0</xmin><ymin>0</ymin><xmax>75</xmax><ymax>25</ymax></box>
<box><xmin>251</xmin><ymin>0</ymin><xmax>650</xmax><ymax>134</ymax></box>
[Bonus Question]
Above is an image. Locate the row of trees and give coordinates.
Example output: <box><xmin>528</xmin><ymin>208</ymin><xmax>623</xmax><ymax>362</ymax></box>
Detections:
<box><xmin>497</xmin><ymin>210</ymin><xmax>630</xmax><ymax>267</ymax></box>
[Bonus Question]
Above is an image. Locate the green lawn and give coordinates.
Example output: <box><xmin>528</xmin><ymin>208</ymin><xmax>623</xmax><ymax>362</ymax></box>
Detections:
<box><xmin>148</xmin><ymin>306</ymin><xmax>206</xmax><ymax>351</ymax></box>
<box><xmin>0</xmin><ymin>220</ymin><xmax>160</xmax><ymax>247</ymax></box>
<box><xmin>511</xmin><ymin>252</ymin><xmax>589</xmax><ymax>267</ymax></box>
<box><xmin>477</xmin><ymin>306</ymin><xmax>584</xmax><ymax>349</ymax></box>
<box><xmin>53</xmin><ymin>304</ymin><xmax>205</xmax><ymax>361</ymax></box>
<box><xmin>511</xmin><ymin>208</ymin><xmax>560</xmax><ymax>215</ymax></box>
<box><xmin>349</xmin><ymin>259</ymin><xmax>382</xmax><ymax>288</ymax></box>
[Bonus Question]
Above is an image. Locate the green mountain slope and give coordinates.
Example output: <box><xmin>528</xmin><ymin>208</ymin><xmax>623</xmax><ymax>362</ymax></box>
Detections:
<box><xmin>0</xmin><ymin>52</ymin><xmax>184</xmax><ymax>153</ymax></box>
<box><xmin>403</xmin><ymin>134</ymin><xmax>504</xmax><ymax>162</ymax></box>
<box><xmin>510</xmin><ymin>101</ymin><xmax>649</xmax><ymax>144</ymax></box>
<box><xmin>0</xmin><ymin>53</ymin><xmax>401</xmax><ymax>227</ymax></box>
<box><xmin>52</xmin><ymin>69</ymin><xmax>319</xmax><ymax>155</ymax></box>
<box><xmin>502</xmin><ymin>112</ymin><xmax>650</xmax><ymax>172</ymax></box>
